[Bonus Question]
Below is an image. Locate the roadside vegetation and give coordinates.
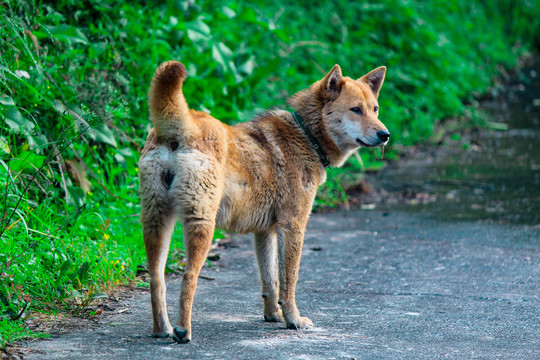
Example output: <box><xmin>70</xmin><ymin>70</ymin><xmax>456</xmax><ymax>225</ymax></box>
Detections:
<box><xmin>0</xmin><ymin>0</ymin><xmax>538</xmax><ymax>347</ymax></box>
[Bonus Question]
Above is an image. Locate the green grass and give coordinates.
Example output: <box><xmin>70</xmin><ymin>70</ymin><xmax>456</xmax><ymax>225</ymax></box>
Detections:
<box><xmin>0</xmin><ymin>318</ymin><xmax>48</xmax><ymax>348</ymax></box>
<box><xmin>1</xmin><ymin>0</ymin><xmax>538</xmax><ymax>347</ymax></box>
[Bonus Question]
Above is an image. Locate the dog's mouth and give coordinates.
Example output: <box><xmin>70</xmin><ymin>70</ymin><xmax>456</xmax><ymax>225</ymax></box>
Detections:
<box><xmin>355</xmin><ymin>138</ymin><xmax>380</xmax><ymax>148</ymax></box>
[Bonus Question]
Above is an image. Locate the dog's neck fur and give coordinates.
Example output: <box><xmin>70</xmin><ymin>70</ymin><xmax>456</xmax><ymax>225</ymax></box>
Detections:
<box><xmin>288</xmin><ymin>84</ymin><xmax>344</xmax><ymax>167</ymax></box>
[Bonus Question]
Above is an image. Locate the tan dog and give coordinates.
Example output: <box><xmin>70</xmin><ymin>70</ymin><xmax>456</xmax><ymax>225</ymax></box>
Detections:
<box><xmin>139</xmin><ymin>61</ymin><xmax>389</xmax><ymax>343</ymax></box>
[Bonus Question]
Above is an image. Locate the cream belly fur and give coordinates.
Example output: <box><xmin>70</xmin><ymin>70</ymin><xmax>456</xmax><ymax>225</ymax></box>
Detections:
<box><xmin>139</xmin><ymin>60</ymin><xmax>389</xmax><ymax>343</ymax></box>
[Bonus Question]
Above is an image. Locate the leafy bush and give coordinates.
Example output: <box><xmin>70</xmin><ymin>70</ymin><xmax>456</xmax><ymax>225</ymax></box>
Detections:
<box><xmin>0</xmin><ymin>0</ymin><xmax>538</xmax><ymax>345</ymax></box>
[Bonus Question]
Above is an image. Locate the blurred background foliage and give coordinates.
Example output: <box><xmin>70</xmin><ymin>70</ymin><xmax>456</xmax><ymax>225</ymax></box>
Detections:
<box><xmin>0</xmin><ymin>0</ymin><xmax>538</xmax><ymax>346</ymax></box>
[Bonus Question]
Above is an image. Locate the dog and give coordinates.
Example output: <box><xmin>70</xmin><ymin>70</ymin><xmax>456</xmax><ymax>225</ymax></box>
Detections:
<box><xmin>139</xmin><ymin>60</ymin><xmax>389</xmax><ymax>343</ymax></box>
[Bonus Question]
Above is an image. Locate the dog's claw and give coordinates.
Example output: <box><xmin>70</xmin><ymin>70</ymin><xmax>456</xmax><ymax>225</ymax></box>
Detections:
<box><xmin>286</xmin><ymin>316</ymin><xmax>313</xmax><ymax>330</ymax></box>
<box><xmin>172</xmin><ymin>326</ymin><xmax>190</xmax><ymax>343</ymax></box>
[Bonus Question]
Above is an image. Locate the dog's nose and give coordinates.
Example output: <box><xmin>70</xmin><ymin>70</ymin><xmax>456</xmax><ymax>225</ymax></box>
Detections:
<box><xmin>377</xmin><ymin>130</ymin><xmax>390</xmax><ymax>142</ymax></box>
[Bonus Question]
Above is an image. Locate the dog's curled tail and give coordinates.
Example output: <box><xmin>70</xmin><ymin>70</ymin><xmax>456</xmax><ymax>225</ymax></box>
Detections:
<box><xmin>148</xmin><ymin>60</ymin><xmax>193</xmax><ymax>138</ymax></box>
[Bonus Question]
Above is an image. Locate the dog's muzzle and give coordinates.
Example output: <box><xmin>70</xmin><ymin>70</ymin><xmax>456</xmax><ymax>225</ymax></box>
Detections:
<box><xmin>355</xmin><ymin>130</ymin><xmax>390</xmax><ymax>147</ymax></box>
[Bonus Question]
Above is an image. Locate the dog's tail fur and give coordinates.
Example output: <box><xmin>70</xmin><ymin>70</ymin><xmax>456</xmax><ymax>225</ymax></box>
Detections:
<box><xmin>148</xmin><ymin>60</ymin><xmax>194</xmax><ymax>138</ymax></box>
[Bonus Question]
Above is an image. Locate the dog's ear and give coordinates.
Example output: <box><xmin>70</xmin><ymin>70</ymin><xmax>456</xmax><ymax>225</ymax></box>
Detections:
<box><xmin>359</xmin><ymin>66</ymin><xmax>386</xmax><ymax>98</ymax></box>
<box><xmin>322</xmin><ymin>64</ymin><xmax>344</xmax><ymax>100</ymax></box>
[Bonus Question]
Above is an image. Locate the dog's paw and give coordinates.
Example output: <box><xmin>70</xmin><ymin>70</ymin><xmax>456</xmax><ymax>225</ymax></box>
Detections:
<box><xmin>153</xmin><ymin>331</ymin><xmax>172</xmax><ymax>338</ymax></box>
<box><xmin>264</xmin><ymin>312</ymin><xmax>284</xmax><ymax>323</ymax></box>
<box><xmin>172</xmin><ymin>325</ymin><xmax>191</xmax><ymax>344</ymax></box>
<box><xmin>286</xmin><ymin>316</ymin><xmax>313</xmax><ymax>330</ymax></box>
<box><xmin>153</xmin><ymin>325</ymin><xmax>173</xmax><ymax>338</ymax></box>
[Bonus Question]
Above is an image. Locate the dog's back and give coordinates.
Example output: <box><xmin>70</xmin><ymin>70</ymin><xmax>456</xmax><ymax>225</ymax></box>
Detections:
<box><xmin>143</xmin><ymin>61</ymin><xmax>326</xmax><ymax>235</ymax></box>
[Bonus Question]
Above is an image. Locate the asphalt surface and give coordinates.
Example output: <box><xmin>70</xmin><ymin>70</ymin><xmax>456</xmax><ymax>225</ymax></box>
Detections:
<box><xmin>23</xmin><ymin>209</ymin><xmax>539</xmax><ymax>359</ymax></box>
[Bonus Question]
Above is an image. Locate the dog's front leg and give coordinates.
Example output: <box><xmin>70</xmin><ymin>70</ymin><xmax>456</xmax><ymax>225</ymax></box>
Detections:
<box><xmin>173</xmin><ymin>221</ymin><xmax>215</xmax><ymax>343</ymax></box>
<box><xmin>254</xmin><ymin>230</ymin><xmax>283</xmax><ymax>322</ymax></box>
<box><xmin>278</xmin><ymin>225</ymin><xmax>314</xmax><ymax>330</ymax></box>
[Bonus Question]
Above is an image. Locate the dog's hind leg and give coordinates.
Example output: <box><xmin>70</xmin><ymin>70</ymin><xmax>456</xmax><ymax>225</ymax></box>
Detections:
<box><xmin>140</xmin><ymin>155</ymin><xmax>176</xmax><ymax>337</ymax></box>
<box><xmin>169</xmin><ymin>151</ymin><xmax>223</xmax><ymax>343</ymax></box>
<box><xmin>142</xmin><ymin>211</ymin><xmax>176</xmax><ymax>337</ymax></box>
<box><xmin>254</xmin><ymin>230</ymin><xmax>283</xmax><ymax>322</ymax></box>
<box><xmin>173</xmin><ymin>220</ymin><xmax>215</xmax><ymax>343</ymax></box>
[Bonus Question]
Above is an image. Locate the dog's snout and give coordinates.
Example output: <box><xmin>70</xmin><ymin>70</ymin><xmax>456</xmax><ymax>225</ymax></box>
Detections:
<box><xmin>376</xmin><ymin>130</ymin><xmax>390</xmax><ymax>143</ymax></box>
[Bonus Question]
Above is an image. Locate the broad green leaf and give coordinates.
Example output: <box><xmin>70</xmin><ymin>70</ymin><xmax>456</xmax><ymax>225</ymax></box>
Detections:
<box><xmin>27</xmin><ymin>133</ymin><xmax>48</xmax><ymax>151</ymax></box>
<box><xmin>185</xmin><ymin>16</ymin><xmax>211</xmax><ymax>51</ymax></box>
<box><xmin>221</xmin><ymin>6</ymin><xmax>236</xmax><ymax>18</ymax></box>
<box><xmin>5</xmin><ymin>108</ymin><xmax>34</xmax><ymax>135</ymax></box>
<box><xmin>114</xmin><ymin>153</ymin><xmax>126</xmax><ymax>167</ymax></box>
<box><xmin>186</xmin><ymin>29</ymin><xmax>209</xmax><ymax>44</ymax></box>
<box><xmin>0</xmin><ymin>95</ymin><xmax>15</xmax><ymax>106</ymax></box>
<box><xmin>237</xmin><ymin>8</ymin><xmax>258</xmax><ymax>24</ymax></box>
<box><xmin>88</xmin><ymin>125</ymin><xmax>117</xmax><ymax>148</ymax></box>
<box><xmin>8</xmin><ymin>151</ymin><xmax>46</xmax><ymax>172</ymax></box>
<box><xmin>0</xmin><ymin>136</ymin><xmax>10</xmax><ymax>155</ymax></box>
<box><xmin>212</xmin><ymin>42</ymin><xmax>233</xmax><ymax>67</ymax></box>
<box><xmin>153</xmin><ymin>39</ymin><xmax>172</xmax><ymax>58</ymax></box>
<box><xmin>186</xmin><ymin>16</ymin><xmax>210</xmax><ymax>36</ymax></box>
<box><xmin>53</xmin><ymin>101</ymin><xmax>68</xmax><ymax>114</ymax></box>
<box><xmin>212</xmin><ymin>42</ymin><xmax>242</xmax><ymax>83</ymax></box>
<box><xmin>237</xmin><ymin>8</ymin><xmax>270</xmax><ymax>29</ymax></box>
<box><xmin>272</xmin><ymin>29</ymin><xmax>290</xmax><ymax>43</ymax></box>
<box><xmin>78</xmin><ymin>261</ymin><xmax>91</xmax><ymax>283</ymax></box>
<box><xmin>43</xmin><ymin>24</ymin><xmax>89</xmax><ymax>45</ymax></box>
<box><xmin>118</xmin><ymin>147</ymin><xmax>134</xmax><ymax>157</ymax></box>
<box><xmin>169</xmin><ymin>16</ymin><xmax>178</xmax><ymax>27</ymax></box>
<box><xmin>88</xmin><ymin>42</ymin><xmax>107</xmax><ymax>60</ymax></box>
<box><xmin>239</xmin><ymin>56</ymin><xmax>256</xmax><ymax>76</ymax></box>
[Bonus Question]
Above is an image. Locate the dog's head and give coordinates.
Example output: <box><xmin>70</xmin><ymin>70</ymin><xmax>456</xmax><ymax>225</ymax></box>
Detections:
<box><xmin>289</xmin><ymin>65</ymin><xmax>389</xmax><ymax>166</ymax></box>
<box><xmin>319</xmin><ymin>65</ymin><xmax>389</xmax><ymax>151</ymax></box>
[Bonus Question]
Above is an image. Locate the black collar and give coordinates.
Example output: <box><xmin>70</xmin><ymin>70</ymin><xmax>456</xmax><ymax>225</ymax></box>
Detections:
<box><xmin>291</xmin><ymin>111</ymin><xmax>330</xmax><ymax>168</ymax></box>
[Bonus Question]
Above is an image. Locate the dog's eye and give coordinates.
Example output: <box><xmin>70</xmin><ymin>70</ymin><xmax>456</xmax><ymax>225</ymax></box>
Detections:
<box><xmin>374</xmin><ymin>106</ymin><xmax>379</xmax><ymax>113</ymax></box>
<box><xmin>350</xmin><ymin>107</ymin><xmax>362</xmax><ymax>114</ymax></box>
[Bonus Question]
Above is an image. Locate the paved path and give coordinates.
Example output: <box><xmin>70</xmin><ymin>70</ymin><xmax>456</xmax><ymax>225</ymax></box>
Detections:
<box><xmin>24</xmin><ymin>210</ymin><xmax>539</xmax><ymax>359</ymax></box>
